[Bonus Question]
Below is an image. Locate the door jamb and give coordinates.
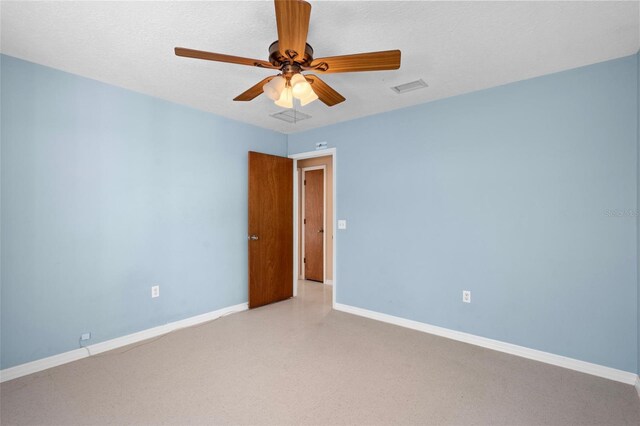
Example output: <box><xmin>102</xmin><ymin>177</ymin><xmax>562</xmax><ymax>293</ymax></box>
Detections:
<box><xmin>289</xmin><ymin>148</ymin><xmax>336</xmax><ymax>308</ymax></box>
<box><xmin>300</xmin><ymin>165</ymin><xmax>326</xmax><ymax>282</ymax></box>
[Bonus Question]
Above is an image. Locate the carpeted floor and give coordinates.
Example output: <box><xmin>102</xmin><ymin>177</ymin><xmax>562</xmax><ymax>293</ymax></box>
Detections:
<box><xmin>1</xmin><ymin>280</ymin><xmax>639</xmax><ymax>425</ymax></box>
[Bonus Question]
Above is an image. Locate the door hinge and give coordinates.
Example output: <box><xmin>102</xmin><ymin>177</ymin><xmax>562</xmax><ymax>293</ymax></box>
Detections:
<box><xmin>303</xmin><ymin>257</ymin><xmax>306</xmax><ymax>264</ymax></box>
<box><xmin>304</xmin><ymin>179</ymin><xmax>306</xmax><ymax>185</ymax></box>
<box><xmin>304</xmin><ymin>218</ymin><xmax>306</xmax><ymax>224</ymax></box>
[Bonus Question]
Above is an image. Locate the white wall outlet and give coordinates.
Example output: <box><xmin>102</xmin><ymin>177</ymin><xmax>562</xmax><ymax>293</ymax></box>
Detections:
<box><xmin>80</xmin><ymin>332</ymin><xmax>91</xmax><ymax>341</ymax></box>
<box><xmin>338</xmin><ymin>219</ymin><xmax>347</xmax><ymax>230</ymax></box>
<box><xmin>151</xmin><ymin>285</ymin><xmax>160</xmax><ymax>298</ymax></box>
<box><xmin>463</xmin><ymin>290</ymin><xmax>471</xmax><ymax>303</ymax></box>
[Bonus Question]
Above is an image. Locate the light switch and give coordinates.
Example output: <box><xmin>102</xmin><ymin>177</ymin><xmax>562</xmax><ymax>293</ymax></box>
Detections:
<box><xmin>338</xmin><ymin>220</ymin><xmax>347</xmax><ymax>230</ymax></box>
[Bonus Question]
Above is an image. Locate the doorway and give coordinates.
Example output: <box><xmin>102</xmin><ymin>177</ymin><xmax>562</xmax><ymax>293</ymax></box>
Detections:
<box><xmin>290</xmin><ymin>149</ymin><xmax>336</xmax><ymax>306</ymax></box>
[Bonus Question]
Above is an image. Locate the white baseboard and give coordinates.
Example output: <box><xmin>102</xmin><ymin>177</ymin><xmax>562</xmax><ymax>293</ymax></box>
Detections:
<box><xmin>636</xmin><ymin>376</ymin><xmax>640</xmax><ymax>399</ymax></box>
<box><xmin>325</xmin><ymin>280</ymin><xmax>333</xmax><ymax>285</ymax></box>
<box><xmin>334</xmin><ymin>303</ymin><xmax>639</xmax><ymax>386</ymax></box>
<box><xmin>0</xmin><ymin>348</ymin><xmax>89</xmax><ymax>384</ymax></box>
<box><xmin>0</xmin><ymin>302</ymin><xmax>248</xmax><ymax>383</ymax></box>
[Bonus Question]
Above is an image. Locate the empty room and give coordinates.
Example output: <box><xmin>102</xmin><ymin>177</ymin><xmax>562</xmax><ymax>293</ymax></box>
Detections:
<box><xmin>1</xmin><ymin>0</ymin><xmax>640</xmax><ymax>424</ymax></box>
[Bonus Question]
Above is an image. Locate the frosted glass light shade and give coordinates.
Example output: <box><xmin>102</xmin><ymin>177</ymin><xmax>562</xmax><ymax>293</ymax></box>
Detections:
<box><xmin>290</xmin><ymin>74</ymin><xmax>312</xmax><ymax>99</ymax></box>
<box><xmin>274</xmin><ymin>87</ymin><xmax>293</xmax><ymax>108</ymax></box>
<box><xmin>263</xmin><ymin>76</ymin><xmax>286</xmax><ymax>101</ymax></box>
<box><xmin>299</xmin><ymin>89</ymin><xmax>319</xmax><ymax>106</ymax></box>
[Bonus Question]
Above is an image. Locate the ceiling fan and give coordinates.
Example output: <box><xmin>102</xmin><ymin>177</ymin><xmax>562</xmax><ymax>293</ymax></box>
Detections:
<box><xmin>175</xmin><ymin>0</ymin><xmax>401</xmax><ymax>108</ymax></box>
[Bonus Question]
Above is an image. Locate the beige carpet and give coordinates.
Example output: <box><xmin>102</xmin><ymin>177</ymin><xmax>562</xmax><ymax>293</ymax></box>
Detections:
<box><xmin>1</xmin><ymin>281</ymin><xmax>639</xmax><ymax>425</ymax></box>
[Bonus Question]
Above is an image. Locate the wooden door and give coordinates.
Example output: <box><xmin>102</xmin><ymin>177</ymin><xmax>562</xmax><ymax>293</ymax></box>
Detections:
<box><xmin>248</xmin><ymin>151</ymin><xmax>293</xmax><ymax>308</ymax></box>
<box><xmin>303</xmin><ymin>169</ymin><xmax>324</xmax><ymax>282</ymax></box>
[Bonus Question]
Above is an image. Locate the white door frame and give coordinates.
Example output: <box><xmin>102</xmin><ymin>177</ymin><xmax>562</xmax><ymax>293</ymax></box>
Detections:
<box><xmin>289</xmin><ymin>148</ymin><xmax>337</xmax><ymax>308</ymax></box>
<box><xmin>300</xmin><ymin>165</ymin><xmax>326</xmax><ymax>282</ymax></box>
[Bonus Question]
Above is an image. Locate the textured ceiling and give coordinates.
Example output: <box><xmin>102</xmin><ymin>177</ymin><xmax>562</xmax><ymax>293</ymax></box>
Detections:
<box><xmin>1</xmin><ymin>1</ymin><xmax>639</xmax><ymax>134</ymax></box>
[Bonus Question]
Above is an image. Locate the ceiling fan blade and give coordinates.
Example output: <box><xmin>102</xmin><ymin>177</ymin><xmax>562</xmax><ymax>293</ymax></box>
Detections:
<box><xmin>233</xmin><ymin>76</ymin><xmax>275</xmax><ymax>101</ymax></box>
<box><xmin>306</xmin><ymin>50</ymin><xmax>401</xmax><ymax>73</ymax></box>
<box><xmin>305</xmin><ymin>74</ymin><xmax>345</xmax><ymax>107</ymax></box>
<box><xmin>274</xmin><ymin>0</ymin><xmax>311</xmax><ymax>62</ymax></box>
<box><xmin>175</xmin><ymin>47</ymin><xmax>277</xmax><ymax>69</ymax></box>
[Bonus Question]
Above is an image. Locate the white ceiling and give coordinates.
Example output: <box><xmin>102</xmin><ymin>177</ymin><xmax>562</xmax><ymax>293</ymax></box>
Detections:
<box><xmin>1</xmin><ymin>1</ymin><xmax>639</xmax><ymax>134</ymax></box>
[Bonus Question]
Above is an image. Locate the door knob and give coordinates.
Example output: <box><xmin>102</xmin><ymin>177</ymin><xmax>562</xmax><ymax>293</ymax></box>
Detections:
<box><xmin>248</xmin><ymin>235</ymin><xmax>259</xmax><ymax>240</ymax></box>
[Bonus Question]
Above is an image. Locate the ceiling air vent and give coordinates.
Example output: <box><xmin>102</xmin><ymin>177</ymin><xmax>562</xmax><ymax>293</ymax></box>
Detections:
<box><xmin>271</xmin><ymin>109</ymin><xmax>311</xmax><ymax>124</ymax></box>
<box><xmin>391</xmin><ymin>79</ymin><xmax>428</xmax><ymax>94</ymax></box>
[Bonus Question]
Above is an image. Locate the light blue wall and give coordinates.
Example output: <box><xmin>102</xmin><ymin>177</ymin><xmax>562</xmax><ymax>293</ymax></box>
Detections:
<box><xmin>289</xmin><ymin>55</ymin><xmax>639</xmax><ymax>373</ymax></box>
<box><xmin>637</xmin><ymin>50</ymin><xmax>640</xmax><ymax>375</ymax></box>
<box><xmin>2</xmin><ymin>53</ymin><xmax>639</xmax><ymax>375</ymax></box>
<box><xmin>0</xmin><ymin>55</ymin><xmax>287</xmax><ymax>369</ymax></box>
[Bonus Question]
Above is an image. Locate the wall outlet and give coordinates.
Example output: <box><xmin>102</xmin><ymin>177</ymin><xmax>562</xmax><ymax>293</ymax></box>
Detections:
<box><xmin>80</xmin><ymin>332</ymin><xmax>91</xmax><ymax>341</ymax></box>
<box><xmin>338</xmin><ymin>219</ymin><xmax>347</xmax><ymax>230</ymax></box>
<box><xmin>151</xmin><ymin>285</ymin><xmax>160</xmax><ymax>298</ymax></box>
<box><xmin>462</xmin><ymin>290</ymin><xmax>471</xmax><ymax>303</ymax></box>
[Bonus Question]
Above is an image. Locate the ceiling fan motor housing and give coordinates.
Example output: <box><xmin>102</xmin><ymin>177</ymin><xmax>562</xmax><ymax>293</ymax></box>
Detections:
<box><xmin>269</xmin><ymin>41</ymin><xmax>314</xmax><ymax>70</ymax></box>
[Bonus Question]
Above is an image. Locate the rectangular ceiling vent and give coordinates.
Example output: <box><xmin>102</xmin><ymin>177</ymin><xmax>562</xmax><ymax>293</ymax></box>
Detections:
<box><xmin>271</xmin><ymin>109</ymin><xmax>311</xmax><ymax>123</ymax></box>
<box><xmin>391</xmin><ymin>79</ymin><xmax>428</xmax><ymax>94</ymax></box>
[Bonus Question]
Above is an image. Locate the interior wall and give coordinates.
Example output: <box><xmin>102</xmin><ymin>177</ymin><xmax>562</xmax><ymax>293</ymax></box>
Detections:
<box><xmin>297</xmin><ymin>156</ymin><xmax>333</xmax><ymax>282</ymax></box>
<box><xmin>288</xmin><ymin>54</ymin><xmax>639</xmax><ymax>373</ymax></box>
<box><xmin>0</xmin><ymin>55</ymin><xmax>287</xmax><ymax>369</ymax></box>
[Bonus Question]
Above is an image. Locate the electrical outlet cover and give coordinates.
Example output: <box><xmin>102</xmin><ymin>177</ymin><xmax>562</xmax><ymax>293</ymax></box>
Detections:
<box><xmin>463</xmin><ymin>291</ymin><xmax>471</xmax><ymax>303</ymax></box>
<box><xmin>81</xmin><ymin>333</ymin><xmax>91</xmax><ymax>341</ymax></box>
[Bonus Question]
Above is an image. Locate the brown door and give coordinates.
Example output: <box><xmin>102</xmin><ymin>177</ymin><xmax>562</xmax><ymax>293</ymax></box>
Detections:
<box><xmin>248</xmin><ymin>151</ymin><xmax>293</xmax><ymax>308</ymax></box>
<box><xmin>304</xmin><ymin>169</ymin><xmax>324</xmax><ymax>282</ymax></box>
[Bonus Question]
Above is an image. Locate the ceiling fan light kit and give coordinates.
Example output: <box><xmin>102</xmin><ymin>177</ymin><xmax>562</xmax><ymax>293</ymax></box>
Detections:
<box><xmin>264</xmin><ymin>73</ymin><xmax>317</xmax><ymax>107</ymax></box>
<box><xmin>175</xmin><ymin>0</ymin><xmax>401</xmax><ymax>109</ymax></box>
